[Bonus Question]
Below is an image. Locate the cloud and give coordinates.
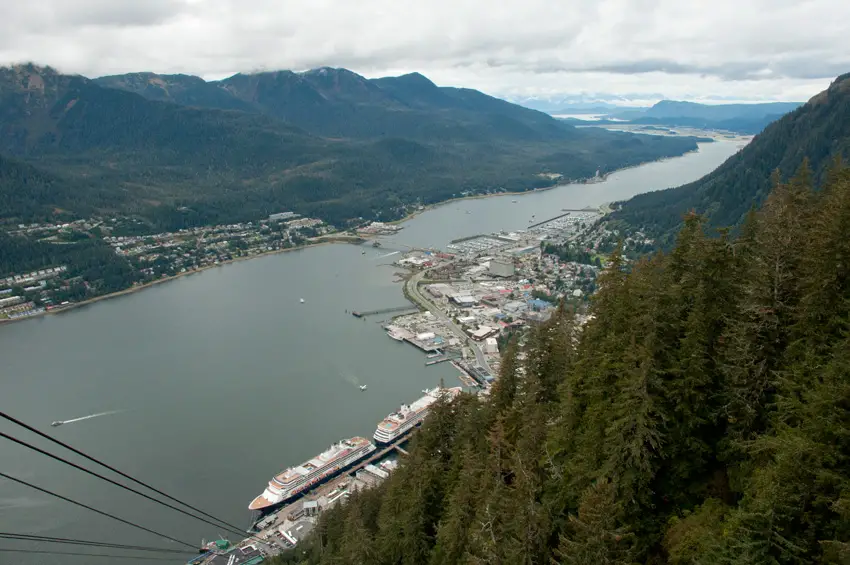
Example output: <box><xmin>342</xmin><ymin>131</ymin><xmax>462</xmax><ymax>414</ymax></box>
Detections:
<box><xmin>0</xmin><ymin>0</ymin><xmax>847</xmax><ymax>103</ymax></box>
<box><xmin>3</xmin><ymin>0</ymin><xmax>185</xmax><ymax>29</ymax></box>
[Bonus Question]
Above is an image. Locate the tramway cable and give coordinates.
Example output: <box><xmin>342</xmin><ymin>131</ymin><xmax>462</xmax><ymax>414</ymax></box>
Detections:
<box><xmin>0</xmin><ymin>547</ymin><xmax>180</xmax><ymax>561</ymax></box>
<box><xmin>0</xmin><ymin>429</ymin><xmax>253</xmax><ymax>540</ymax></box>
<box><xmin>0</xmin><ymin>532</ymin><xmax>196</xmax><ymax>554</ymax></box>
<box><xmin>0</xmin><ymin>410</ymin><xmax>247</xmax><ymax>533</ymax></box>
<box><xmin>0</xmin><ymin>472</ymin><xmax>198</xmax><ymax>549</ymax></box>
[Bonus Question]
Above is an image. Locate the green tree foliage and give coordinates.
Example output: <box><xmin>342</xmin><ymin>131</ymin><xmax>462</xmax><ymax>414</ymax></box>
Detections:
<box><xmin>271</xmin><ymin>163</ymin><xmax>850</xmax><ymax>565</ymax></box>
<box><xmin>542</xmin><ymin>242</ymin><xmax>600</xmax><ymax>266</ymax></box>
<box><xmin>554</xmin><ymin>480</ymin><xmax>636</xmax><ymax>565</ymax></box>
<box><xmin>0</xmin><ymin>232</ymin><xmax>138</xmax><ymax>291</ymax></box>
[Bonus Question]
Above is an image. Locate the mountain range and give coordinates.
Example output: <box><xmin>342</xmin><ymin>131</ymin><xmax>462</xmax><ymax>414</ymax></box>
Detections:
<box><xmin>614</xmin><ymin>100</ymin><xmax>802</xmax><ymax>134</ymax></box>
<box><xmin>607</xmin><ymin>100</ymin><xmax>802</xmax><ymax>121</ymax></box>
<box><xmin>611</xmin><ymin>72</ymin><xmax>850</xmax><ymax>243</ymax></box>
<box><xmin>95</xmin><ymin>68</ymin><xmax>569</xmax><ymax>142</ymax></box>
<box><xmin>0</xmin><ymin>64</ymin><xmax>698</xmax><ymax>229</ymax></box>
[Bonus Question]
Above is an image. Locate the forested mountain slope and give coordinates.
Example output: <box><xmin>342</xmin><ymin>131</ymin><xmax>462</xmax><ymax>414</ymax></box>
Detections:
<box><xmin>0</xmin><ymin>153</ymin><xmax>104</xmax><ymax>222</ymax></box>
<box><xmin>1</xmin><ymin>64</ymin><xmax>698</xmax><ymax>228</ymax></box>
<box><xmin>274</xmin><ymin>164</ymin><xmax>850</xmax><ymax>564</ymax></box>
<box><xmin>91</xmin><ymin>72</ymin><xmax>255</xmax><ymax>112</ymax></box>
<box><xmin>610</xmin><ymin>72</ymin><xmax>850</xmax><ymax>245</ymax></box>
<box><xmin>98</xmin><ymin>67</ymin><xmax>575</xmax><ymax>141</ymax></box>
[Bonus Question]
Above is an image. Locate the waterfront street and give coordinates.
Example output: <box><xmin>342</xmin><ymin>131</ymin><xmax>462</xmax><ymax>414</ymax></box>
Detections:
<box><xmin>404</xmin><ymin>268</ymin><xmax>493</xmax><ymax>375</ymax></box>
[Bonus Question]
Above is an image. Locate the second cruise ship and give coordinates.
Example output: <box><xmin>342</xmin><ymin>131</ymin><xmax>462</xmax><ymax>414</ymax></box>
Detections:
<box><xmin>373</xmin><ymin>387</ymin><xmax>463</xmax><ymax>444</ymax></box>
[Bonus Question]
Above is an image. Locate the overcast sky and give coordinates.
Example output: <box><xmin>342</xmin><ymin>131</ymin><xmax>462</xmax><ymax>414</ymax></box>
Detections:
<box><xmin>1</xmin><ymin>0</ymin><xmax>848</xmax><ymax>105</ymax></box>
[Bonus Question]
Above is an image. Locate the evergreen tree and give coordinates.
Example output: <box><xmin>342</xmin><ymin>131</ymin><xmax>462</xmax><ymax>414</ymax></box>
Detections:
<box><xmin>554</xmin><ymin>480</ymin><xmax>636</xmax><ymax>565</ymax></box>
<box><xmin>429</xmin><ymin>447</ymin><xmax>485</xmax><ymax>565</ymax></box>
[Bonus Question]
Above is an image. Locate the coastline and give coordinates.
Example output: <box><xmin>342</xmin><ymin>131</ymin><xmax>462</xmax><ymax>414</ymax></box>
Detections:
<box><xmin>0</xmin><ymin>140</ymin><xmax>717</xmax><ymax>328</ymax></box>
<box><xmin>386</xmin><ymin>143</ymin><xmax>708</xmax><ymax>226</ymax></box>
<box><xmin>0</xmin><ymin>236</ymin><xmax>364</xmax><ymax>327</ymax></box>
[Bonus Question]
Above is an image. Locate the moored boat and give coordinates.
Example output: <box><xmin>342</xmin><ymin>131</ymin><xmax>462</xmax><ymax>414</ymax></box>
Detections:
<box><xmin>248</xmin><ymin>437</ymin><xmax>376</xmax><ymax>511</ymax></box>
<box><xmin>373</xmin><ymin>387</ymin><xmax>462</xmax><ymax>445</ymax></box>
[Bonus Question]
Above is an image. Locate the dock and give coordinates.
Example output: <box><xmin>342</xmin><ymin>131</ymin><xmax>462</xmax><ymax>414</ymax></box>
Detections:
<box><xmin>343</xmin><ymin>438</ymin><xmax>409</xmax><ymax>479</ymax></box>
<box><xmin>527</xmin><ymin>208</ymin><xmax>602</xmax><ymax>230</ymax></box>
<box><xmin>352</xmin><ymin>305</ymin><xmax>418</xmax><ymax>318</ymax></box>
<box><xmin>425</xmin><ymin>355</ymin><xmax>460</xmax><ymax>366</ymax></box>
<box><xmin>452</xmin><ymin>360</ymin><xmax>491</xmax><ymax>387</ymax></box>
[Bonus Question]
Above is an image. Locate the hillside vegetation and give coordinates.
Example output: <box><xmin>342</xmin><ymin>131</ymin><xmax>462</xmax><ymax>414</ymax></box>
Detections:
<box><xmin>0</xmin><ymin>64</ymin><xmax>699</xmax><ymax>230</ymax></box>
<box><xmin>611</xmin><ymin>73</ymin><xmax>850</xmax><ymax>245</ymax></box>
<box><xmin>274</xmin><ymin>164</ymin><xmax>850</xmax><ymax>565</ymax></box>
<box><xmin>97</xmin><ymin>68</ymin><xmax>578</xmax><ymax>142</ymax></box>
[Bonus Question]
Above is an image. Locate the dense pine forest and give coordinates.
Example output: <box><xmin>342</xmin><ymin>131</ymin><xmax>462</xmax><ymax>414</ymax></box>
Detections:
<box><xmin>274</xmin><ymin>162</ymin><xmax>850</xmax><ymax>564</ymax></box>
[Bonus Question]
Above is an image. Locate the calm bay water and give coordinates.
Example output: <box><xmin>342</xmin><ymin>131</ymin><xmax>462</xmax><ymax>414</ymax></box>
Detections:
<box><xmin>383</xmin><ymin>139</ymin><xmax>744</xmax><ymax>249</ymax></box>
<box><xmin>0</xmin><ymin>139</ymin><xmax>742</xmax><ymax>563</ymax></box>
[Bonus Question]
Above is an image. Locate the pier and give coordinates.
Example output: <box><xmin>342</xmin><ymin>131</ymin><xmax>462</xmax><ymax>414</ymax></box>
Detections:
<box><xmin>527</xmin><ymin>212</ymin><xmax>572</xmax><ymax>229</ymax></box>
<box><xmin>527</xmin><ymin>208</ymin><xmax>601</xmax><ymax>229</ymax></box>
<box><xmin>425</xmin><ymin>355</ymin><xmax>460</xmax><ymax>366</ymax></box>
<box><xmin>351</xmin><ymin>305</ymin><xmax>418</xmax><ymax>318</ymax></box>
<box><xmin>343</xmin><ymin>437</ymin><xmax>410</xmax><ymax>479</ymax></box>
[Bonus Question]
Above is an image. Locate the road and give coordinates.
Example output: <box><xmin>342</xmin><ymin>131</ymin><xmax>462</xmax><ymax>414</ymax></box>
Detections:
<box><xmin>405</xmin><ymin>269</ymin><xmax>493</xmax><ymax>375</ymax></box>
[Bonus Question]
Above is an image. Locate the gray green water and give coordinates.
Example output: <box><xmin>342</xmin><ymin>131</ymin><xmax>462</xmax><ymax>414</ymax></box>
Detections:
<box><xmin>0</xmin><ymin>139</ymin><xmax>742</xmax><ymax>564</ymax></box>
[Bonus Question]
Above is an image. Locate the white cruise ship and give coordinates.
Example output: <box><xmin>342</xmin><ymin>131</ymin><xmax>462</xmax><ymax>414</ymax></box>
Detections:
<box><xmin>373</xmin><ymin>387</ymin><xmax>463</xmax><ymax>444</ymax></box>
<box><xmin>249</xmin><ymin>437</ymin><xmax>375</xmax><ymax>511</ymax></box>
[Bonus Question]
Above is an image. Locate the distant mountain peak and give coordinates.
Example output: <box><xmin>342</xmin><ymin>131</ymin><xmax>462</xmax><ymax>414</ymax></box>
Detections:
<box><xmin>395</xmin><ymin>72</ymin><xmax>437</xmax><ymax>87</ymax></box>
<box><xmin>302</xmin><ymin>66</ymin><xmax>351</xmax><ymax>76</ymax></box>
<box><xmin>2</xmin><ymin>63</ymin><xmax>69</xmax><ymax>86</ymax></box>
<box><xmin>809</xmin><ymin>72</ymin><xmax>850</xmax><ymax>106</ymax></box>
<box><xmin>5</xmin><ymin>62</ymin><xmax>62</xmax><ymax>76</ymax></box>
<box><xmin>231</xmin><ymin>69</ymin><xmax>297</xmax><ymax>79</ymax></box>
<box><xmin>831</xmin><ymin>72</ymin><xmax>850</xmax><ymax>94</ymax></box>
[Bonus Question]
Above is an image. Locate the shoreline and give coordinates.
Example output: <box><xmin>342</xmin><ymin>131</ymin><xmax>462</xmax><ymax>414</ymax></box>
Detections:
<box><xmin>0</xmin><ymin>236</ymin><xmax>364</xmax><ymax>327</ymax></box>
<box><xmin>387</xmin><ymin>143</ymin><xmax>709</xmax><ymax>226</ymax></box>
<box><xmin>0</xmin><ymin>140</ymin><xmax>719</xmax><ymax>328</ymax></box>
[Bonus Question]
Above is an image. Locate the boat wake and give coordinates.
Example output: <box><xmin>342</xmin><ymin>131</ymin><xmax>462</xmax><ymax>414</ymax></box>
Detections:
<box><xmin>375</xmin><ymin>251</ymin><xmax>400</xmax><ymax>260</ymax></box>
<box><xmin>51</xmin><ymin>410</ymin><xmax>124</xmax><ymax>427</ymax></box>
<box><xmin>337</xmin><ymin>369</ymin><xmax>361</xmax><ymax>387</ymax></box>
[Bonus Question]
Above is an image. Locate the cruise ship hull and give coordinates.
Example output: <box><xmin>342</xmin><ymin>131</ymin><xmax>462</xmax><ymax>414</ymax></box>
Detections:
<box><xmin>373</xmin><ymin>387</ymin><xmax>463</xmax><ymax>445</ymax></box>
<box><xmin>373</xmin><ymin>422</ymin><xmax>420</xmax><ymax>445</ymax></box>
<box><xmin>249</xmin><ymin>438</ymin><xmax>375</xmax><ymax>512</ymax></box>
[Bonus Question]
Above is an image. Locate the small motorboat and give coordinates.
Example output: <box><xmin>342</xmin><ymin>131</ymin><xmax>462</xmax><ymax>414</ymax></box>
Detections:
<box><xmin>362</xmin><ymin>250</ymin><xmax>366</xmax><ymax>255</ymax></box>
<box><xmin>51</xmin><ymin>421</ymin><xmax>63</xmax><ymax>427</ymax></box>
<box><xmin>300</xmin><ymin>298</ymin><xmax>305</xmax><ymax>304</ymax></box>
<box><xmin>359</xmin><ymin>385</ymin><xmax>368</xmax><ymax>391</ymax></box>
